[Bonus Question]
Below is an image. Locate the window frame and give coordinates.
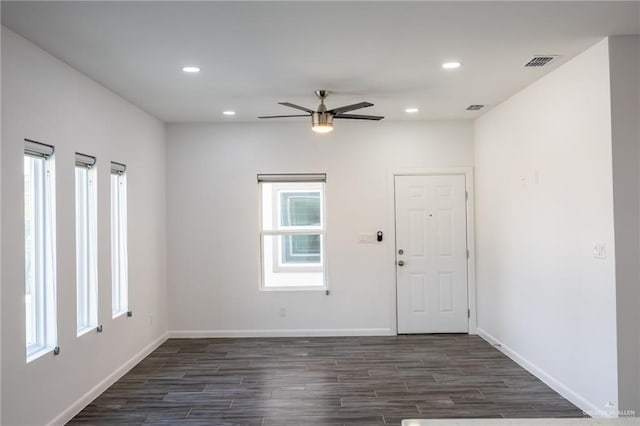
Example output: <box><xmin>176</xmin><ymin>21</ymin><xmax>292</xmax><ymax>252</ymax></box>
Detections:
<box><xmin>110</xmin><ymin>164</ymin><xmax>128</xmax><ymax>318</ymax></box>
<box><xmin>23</xmin><ymin>145</ymin><xmax>58</xmax><ymax>362</ymax></box>
<box><xmin>75</xmin><ymin>157</ymin><xmax>99</xmax><ymax>336</ymax></box>
<box><xmin>259</xmin><ymin>179</ymin><xmax>327</xmax><ymax>291</ymax></box>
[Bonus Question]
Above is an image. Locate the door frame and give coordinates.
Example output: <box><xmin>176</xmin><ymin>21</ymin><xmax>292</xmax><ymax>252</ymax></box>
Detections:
<box><xmin>387</xmin><ymin>167</ymin><xmax>477</xmax><ymax>335</ymax></box>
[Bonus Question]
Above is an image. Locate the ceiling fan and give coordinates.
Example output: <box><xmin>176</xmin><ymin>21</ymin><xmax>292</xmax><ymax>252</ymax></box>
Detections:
<box><xmin>258</xmin><ymin>90</ymin><xmax>384</xmax><ymax>133</ymax></box>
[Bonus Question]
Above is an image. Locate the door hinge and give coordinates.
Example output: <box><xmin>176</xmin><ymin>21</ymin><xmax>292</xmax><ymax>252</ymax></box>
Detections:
<box><xmin>466</xmin><ymin>249</ymin><xmax>470</xmax><ymax>259</ymax></box>
<box><xmin>468</xmin><ymin>309</ymin><xmax>471</xmax><ymax>318</ymax></box>
<box><xmin>465</xmin><ymin>191</ymin><xmax>468</xmax><ymax>201</ymax></box>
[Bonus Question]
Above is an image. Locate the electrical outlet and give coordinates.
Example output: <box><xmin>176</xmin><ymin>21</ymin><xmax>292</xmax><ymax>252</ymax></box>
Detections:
<box><xmin>533</xmin><ymin>170</ymin><xmax>540</xmax><ymax>184</ymax></box>
<box><xmin>279</xmin><ymin>307</ymin><xmax>287</xmax><ymax>317</ymax></box>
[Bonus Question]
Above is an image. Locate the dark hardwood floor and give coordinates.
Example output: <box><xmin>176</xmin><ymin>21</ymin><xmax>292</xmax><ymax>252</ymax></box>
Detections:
<box><xmin>69</xmin><ymin>335</ymin><xmax>585</xmax><ymax>425</ymax></box>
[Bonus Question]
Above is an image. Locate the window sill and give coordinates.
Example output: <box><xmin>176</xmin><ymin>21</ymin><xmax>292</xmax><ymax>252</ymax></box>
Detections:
<box><xmin>27</xmin><ymin>345</ymin><xmax>55</xmax><ymax>363</ymax></box>
<box><xmin>112</xmin><ymin>310</ymin><xmax>127</xmax><ymax>319</ymax></box>
<box><xmin>77</xmin><ymin>326</ymin><xmax>96</xmax><ymax>337</ymax></box>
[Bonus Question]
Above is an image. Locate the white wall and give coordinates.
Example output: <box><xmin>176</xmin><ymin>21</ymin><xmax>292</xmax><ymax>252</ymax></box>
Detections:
<box><xmin>1</xmin><ymin>27</ymin><xmax>168</xmax><ymax>425</ymax></box>
<box><xmin>166</xmin><ymin>120</ymin><xmax>473</xmax><ymax>336</ymax></box>
<box><xmin>474</xmin><ymin>39</ymin><xmax>619</xmax><ymax>414</ymax></box>
<box><xmin>0</xmin><ymin>20</ymin><xmax>3</xmax><ymax>425</ymax></box>
<box><xmin>608</xmin><ymin>35</ymin><xmax>640</xmax><ymax>416</ymax></box>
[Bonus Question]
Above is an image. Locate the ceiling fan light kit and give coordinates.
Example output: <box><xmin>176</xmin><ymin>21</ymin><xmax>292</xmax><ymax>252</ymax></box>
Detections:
<box><xmin>312</xmin><ymin>112</ymin><xmax>334</xmax><ymax>133</ymax></box>
<box><xmin>259</xmin><ymin>89</ymin><xmax>383</xmax><ymax>133</ymax></box>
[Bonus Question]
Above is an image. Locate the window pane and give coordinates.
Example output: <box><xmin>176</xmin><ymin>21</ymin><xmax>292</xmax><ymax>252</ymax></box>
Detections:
<box><xmin>262</xmin><ymin>234</ymin><xmax>324</xmax><ymax>288</ymax></box>
<box><xmin>76</xmin><ymin>167</ymin><xmax>88</xmax><ymax>329</ymax></box>
<box><xmin>111</xmin><ymin>174</ymin><xmax>119</xmax><ymax>313</ymax></box>
<box><xmin>24</xmin><ymin>156</ymin><xmax>38</xmax><ymax>347</ymax></box>
<box><xmin>24</xmin><ymin>152</ymin><xmax>57</xmax><ymax>360</ymax></box>
<box><xmin>283</xmin><ymin>234</ymin><xmax>321</xmax><ymax>264</ymax></box>
<box><xmin>76</xmin><ymin>165</ymin><xmax>98</xmax><ymax>334</ymax></box>
<box><xmin>262</xmin><ymin>182</ymin><xmax>323</xmax><ymax>231</ymax></box>
<box><xmin>260</xmin><ymin>180</ymin><xmax>326</xmax><ymax>289</ymax></box>
<box><xmin>280</xmin><ymin>192</ymin><xmax>321</xmax><ymax>227</ymax></box>
<box><xmin>111</xmin><ymin>172</ymin><xmax>128</xmax><ymax>317</ymax></box>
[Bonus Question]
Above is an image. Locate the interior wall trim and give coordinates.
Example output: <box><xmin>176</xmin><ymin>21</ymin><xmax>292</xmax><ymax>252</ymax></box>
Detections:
<box><xmin>169</xmin><ymin>328</ymin><xmax>395</xmax><ymax>338</ymax></box>
<box><xmin>47</xmin><ymin>332</ymin><xmax>170</xmax><ymax>426</ymax></box>
<box><xmin>476</xmin><ymin>327</ymin><xmax>605</xmax><ymax>418</ymax></box>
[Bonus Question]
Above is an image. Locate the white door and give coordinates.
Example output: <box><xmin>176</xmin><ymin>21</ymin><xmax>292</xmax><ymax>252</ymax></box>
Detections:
<box><xmin>395</xmin><ymin>175</ymin><xmax>468</xmax><ymax>334</ymax></box>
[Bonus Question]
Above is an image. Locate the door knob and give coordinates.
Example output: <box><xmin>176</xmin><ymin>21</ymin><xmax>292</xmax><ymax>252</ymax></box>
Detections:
<box><xmin>397</xmin><ymin>260</ymin><xmax>405</xmax><ymax>266</ymax></box>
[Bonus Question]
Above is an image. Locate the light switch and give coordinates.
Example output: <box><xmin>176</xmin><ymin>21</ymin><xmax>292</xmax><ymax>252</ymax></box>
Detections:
<box><xmin>359</xmin><ymin>233</ymin><xmax>376</xmax><ymax>244</ymax></box>
<box><xmin>593</xmin><ymin>243</ymin><xmax>607</xmax><ymax>259</ymax></box>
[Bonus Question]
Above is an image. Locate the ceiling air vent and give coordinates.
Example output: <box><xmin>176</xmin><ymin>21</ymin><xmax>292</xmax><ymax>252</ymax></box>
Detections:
<box><xmin>466</xmin><ymin>104</ymin><xmax>485</xmax><ymax>111</ymax></box>
<box><xmin>524</xmin><ymin>55</ymin><xmax>558</xmax><ymax>67</ymax></box>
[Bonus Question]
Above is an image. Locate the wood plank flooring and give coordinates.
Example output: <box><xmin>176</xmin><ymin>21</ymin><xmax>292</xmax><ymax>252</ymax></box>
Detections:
<box><xmin>69</xmin><ymin>335</ymin><xmax>586</xmax><ymax>425</ymax></box>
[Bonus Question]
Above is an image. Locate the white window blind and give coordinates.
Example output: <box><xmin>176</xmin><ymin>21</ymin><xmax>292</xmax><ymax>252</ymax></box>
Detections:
<box><xmin>75</xmin><ymin>153</ymin><xmax>96</xmax><ymax>168</ymax></box>
<box><xmin>24</xmin><ymin>139</ymin><xmax>54</xmax><ymax>158</ymax></box>
<box><xmin>257</xmin><ymin>173</ymin><xmax>326</xmax><ymax>183</ymax></box>
<box><xmin>111</xmin><ymin>161</ymin><xmax>126</xmax><ymax>175</ymax></box>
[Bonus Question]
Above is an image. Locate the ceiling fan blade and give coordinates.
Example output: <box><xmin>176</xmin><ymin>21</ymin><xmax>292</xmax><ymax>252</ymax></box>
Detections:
<box><xmin>278</xmin><ymin>102</ymin><xmax>315</xmax><ymax>113</ymax></box>
<box><xmin>334</xmin><ymin>113</ymin><xmax>384</xmax><ymax>121</ymax></box>
<box><xmin>258</xmin><ymin>114</ymin><xmax>310</xmax><ymax>119</ymax></box>
<box><xmin>327</xmin><ymin>102</ymin><xmax>373</xmax><ymax>115</ymax></box>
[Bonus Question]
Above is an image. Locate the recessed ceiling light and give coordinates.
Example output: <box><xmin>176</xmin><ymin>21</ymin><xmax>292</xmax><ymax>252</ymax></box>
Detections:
<box><xmin>223</xmin><ymin>111</ymin><xmax>236</xmax><ymax>116</ymax></box>
<box><xmin>442</xmin><ymin>62</ymin><xmax>462</xmax><ymax>70</ymax></box>
<box><xmin>182</xmin><ymin>66</ymin><xmax>200</xmax><ymax>73</ymax></box>
<box><xmin>405</xmin><ymin>108</ymin><xmax>419</xmax><ymax>113</ymax></box>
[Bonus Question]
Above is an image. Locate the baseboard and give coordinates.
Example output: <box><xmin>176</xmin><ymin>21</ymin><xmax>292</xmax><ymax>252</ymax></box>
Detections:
<box><xmin>476</xmin><ymin>327</ymin><xmax>605</xmax><ymax>418</ymax></box>
<box><xmin>169</xmin><ymin>328</ymin><xmax>394</xmax><ymax>338</ymax></box>
<box><xmin>47</xmin><ymin>332</ymin><xmax>169</xmax><ymax>426</ymax></box>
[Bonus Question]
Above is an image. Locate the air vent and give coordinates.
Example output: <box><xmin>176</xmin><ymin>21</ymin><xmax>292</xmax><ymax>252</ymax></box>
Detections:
<box><xmin>466</xmin><ymin>104</ymin><xmax>485</xmax><ymax>111</ymax></box>
<box><xmin>524</xmin><ymin>55</ymin><xmax>558</xmax><ymax>67</ymax></box>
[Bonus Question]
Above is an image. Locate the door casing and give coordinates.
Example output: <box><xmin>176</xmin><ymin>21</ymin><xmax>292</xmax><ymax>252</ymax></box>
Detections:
<box><xmin>387</xmin><ymin>167</ymin><xmax>477</xmax><ymax>335</ymax></box>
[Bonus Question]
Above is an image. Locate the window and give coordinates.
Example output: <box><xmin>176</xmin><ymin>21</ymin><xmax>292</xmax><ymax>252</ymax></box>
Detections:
<box><xmin>111</xmin><ymin>162</ymin><xmax>128</xmax><ymax>317</ymax></box>
<box><xmin>259</xmin><ymin>174</ymin><xmax>326</xmax><ymax>289</ymax></box>
<box><xmin>24</xmin><ymin>139</ymin><xmax>57</xmax><ymax>361</ymax></box>
<box><xmin>75</xmin><ymin>153</ymin><xmax>98</xmax><ymax>335</ymax></box>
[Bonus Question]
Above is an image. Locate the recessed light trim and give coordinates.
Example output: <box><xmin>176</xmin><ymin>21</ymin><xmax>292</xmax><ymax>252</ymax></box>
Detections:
<box><xmin>182</xmin><ymin>66</ymin><xmax>200</xmax><ymax>73</ymax></box>
<box><xmin>405</xmin><ymin>108</ymin><xmax>419</xmax><ymax>113</ymax></box>
<box><xmin>223</xmin><ymin>111</ymin><xmax>236</xmax><ymax>116</ymax></box>
<box><xmin>442</xmin><ymin>61</ymin><xmax>462</xmax><ymax>70</ymax></box>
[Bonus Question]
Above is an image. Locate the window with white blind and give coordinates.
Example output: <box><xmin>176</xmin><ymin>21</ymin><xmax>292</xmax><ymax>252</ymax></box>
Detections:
<box><xmin>258</xmin><ymin>174</ymin><xmax>327</xmax><ymax>290</ymax></box>
<box><xmin>24</xmin><ymin>139</ymin><xmax>58</xmax><ymax>361</ymax></box>
<box><xmin>111</xmin><ymin>162</ymin><xmax>128</xmax><ymax>317</ymax></box>
<box><xmin>75</xmin><ymin>153</ymin><xmax>98</xmax><ymax>335</ymax></box>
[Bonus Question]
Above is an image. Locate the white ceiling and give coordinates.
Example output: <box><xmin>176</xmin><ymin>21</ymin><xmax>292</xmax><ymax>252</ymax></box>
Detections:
<box><xmin>2</xmin><ymin>1</ymin><xmax>638</xmax><ymax>123</ymax></box>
